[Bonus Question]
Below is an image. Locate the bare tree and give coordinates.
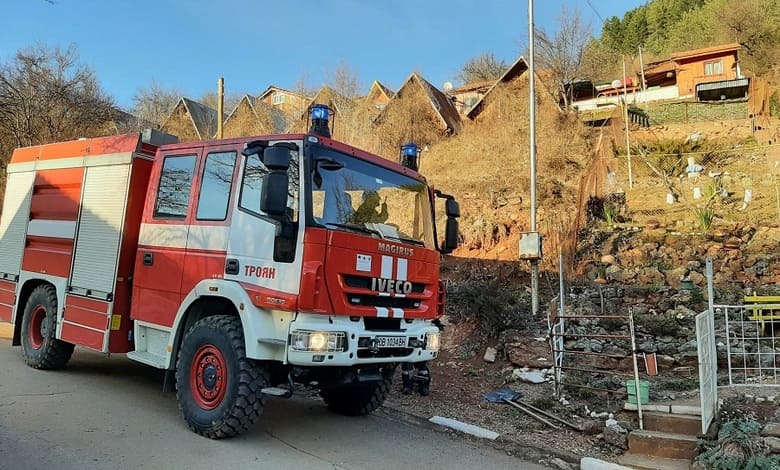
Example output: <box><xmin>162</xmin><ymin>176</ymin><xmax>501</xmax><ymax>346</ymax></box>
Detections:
<box><xmin>326</xmin><ymin>60</ymin><xmax>362</xmax><ymax>101</ymax></box>
<box><xmin>534</xmin><ymin>6</ymin><xmax>593</xmax><ymax>109</ymax></box>
<box><xmin>456</xmin><ymin>53</ymin><xmax>508</xmax><ymax>84</ymax></box>
<box><xmin>0</xmin><ymin>45</ymin><xmax>115</xmax><ymax>150</ymax></box>
<box><xmin>132</xmin><ymin>82</ymin><xmax>181</xmax><ymax>128</ymax></box>
<box><xmin>201</xmin><ymin>90</ymin><xmax>243</xmax><ymax>117</ymax></box>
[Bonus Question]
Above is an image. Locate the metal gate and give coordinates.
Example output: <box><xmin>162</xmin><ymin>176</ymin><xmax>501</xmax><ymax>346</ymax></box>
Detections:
<box><xmin>696</xmin><ymin>308</ymin><xmax>718</xmax><ymax>434</ymax></box>
<box><xmin>720</xmin><ymin>304</ymin><xmax>780</xmax><ymax>386</ymax></box>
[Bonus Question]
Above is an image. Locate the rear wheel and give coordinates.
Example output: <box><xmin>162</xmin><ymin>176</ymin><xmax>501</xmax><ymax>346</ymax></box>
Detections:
<box><xmin>321</xmin><ymin>375</ymin><xmax>393</xmax><ymax>416</ymax></box>
<box><xmin>20</xmin><ymin>284</ymin><xmax>74</xmax><ymax>369</ymax></box>
<box><xmin>175</xmin><ymin>315</ymin><xmax>268</xmax><ymax>439</ymax></box>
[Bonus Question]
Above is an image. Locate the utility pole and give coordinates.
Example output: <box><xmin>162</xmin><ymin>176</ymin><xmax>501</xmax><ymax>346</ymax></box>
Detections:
<box><xmin>623</xmin><ymin>58</ymin><xmax>633</xmax><ymax>189</ymax></box>
<box><xmin>528</xmin><ymin>0</ymin><xmax>539</xmax><ymax>318</ymax></box>
<box><xmin>217</xmin><ymin>77</ymin><xmax>225</xmax><ymax>139</ymax></box>
<box><xmin>638</xmin><ymin>46</ymin><xmax>647</xmax><ymax>103</ymax></box>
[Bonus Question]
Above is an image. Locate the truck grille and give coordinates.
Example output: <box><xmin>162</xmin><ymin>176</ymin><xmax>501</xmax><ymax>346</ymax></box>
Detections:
<box><xmin>346</xmin><ymin>294</ymin><xmax>420</xmax><ymax>309</ymax></box>
<box><xmin>343</xmin><ymin>275</ymin><xmax>425</xmax><ymax>293</ymax></box>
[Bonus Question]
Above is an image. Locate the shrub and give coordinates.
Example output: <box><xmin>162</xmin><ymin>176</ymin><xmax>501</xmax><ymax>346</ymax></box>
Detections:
<box><xmin>696</xmin><ymin>416</ymin><xmax>780</xmax><ymax>470</ymax></box>
<box><xmin>692</xmin><ymin>206</ymin><xmax>715</xmax><ymax>232</ymax></box>
<box><xmin>446</xmin><ymin>278</ymin><xmax>531</xmax><ymax>335</ymax></box>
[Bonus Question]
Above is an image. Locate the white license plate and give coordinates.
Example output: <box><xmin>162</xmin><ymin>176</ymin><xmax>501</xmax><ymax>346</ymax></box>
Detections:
<box><xmin>375</xmin><ymin>336</ymin><xmax>407</xmax><ymax>348</ymax></box>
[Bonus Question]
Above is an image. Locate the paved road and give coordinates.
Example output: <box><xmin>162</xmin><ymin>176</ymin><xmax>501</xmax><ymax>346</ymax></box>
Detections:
<box><xmin>0</xmin><ymin>340</ymin><xmax>545</xmax><ymax>470</ymax></box>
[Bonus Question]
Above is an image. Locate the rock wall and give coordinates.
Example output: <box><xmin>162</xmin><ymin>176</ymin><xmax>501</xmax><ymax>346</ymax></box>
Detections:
<box><xmin>645</xmin><ymin>101</ymin><xmax>748</xmax><ymax>125</ymax></box>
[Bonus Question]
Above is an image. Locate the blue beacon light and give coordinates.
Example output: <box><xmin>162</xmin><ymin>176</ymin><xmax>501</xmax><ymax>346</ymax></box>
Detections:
<box><xmin>309</xmin><ymin>104</ymin><xmax>331</xmax><ymax>138</ymax></box>
<box><xmin>400</xmin><ymin>142</ymin><xmax>419</xmax><ymax>171</ymax></box>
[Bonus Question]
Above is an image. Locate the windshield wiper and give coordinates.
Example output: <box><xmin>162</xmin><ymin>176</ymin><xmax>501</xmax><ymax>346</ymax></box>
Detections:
<box><xmin>387</xmin><ymin>234</ymin><xmax>425</xmax><ymax>246</ymax></box>
<box><xmin>324</xmin><ymin>222</ymin><xmax>382</xmax><ymax>237</ymax></box>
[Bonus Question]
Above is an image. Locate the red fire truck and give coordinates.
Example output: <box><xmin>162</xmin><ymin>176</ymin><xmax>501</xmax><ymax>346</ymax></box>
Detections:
<box><xmin>0</xmin><ymin>105</ymin><xmax>460</xmax><ymax>438</ymax></box>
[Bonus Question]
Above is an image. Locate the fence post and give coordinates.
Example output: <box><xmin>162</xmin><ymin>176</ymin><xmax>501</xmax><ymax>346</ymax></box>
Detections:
<box><xmin>629</xmin><ymin>308</ymin><xmax>644</xmax><ymax>431</ymax></box>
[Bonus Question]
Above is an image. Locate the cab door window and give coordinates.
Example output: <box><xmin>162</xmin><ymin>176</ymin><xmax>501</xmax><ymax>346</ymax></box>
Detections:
<box><xmin>196</xmin><ymin>151</ymin><xmax>237</xmax><ymax>221</ymax></box>
<box><xmin>154</xmin><ymin>155</ymin><xmax>197</xmax><ymax>219</ymax></box>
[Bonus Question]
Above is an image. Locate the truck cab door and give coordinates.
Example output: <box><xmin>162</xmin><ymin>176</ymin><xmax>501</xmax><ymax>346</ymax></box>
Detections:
<box><xmin>180</xmin><ymin>147</ymin><xmax>239</xmax><ymax>296</ymax></box>
<box><xmin>223</xmin><ymin>142</ymin><xmax>304</xmax><ymax>301</ymax></box>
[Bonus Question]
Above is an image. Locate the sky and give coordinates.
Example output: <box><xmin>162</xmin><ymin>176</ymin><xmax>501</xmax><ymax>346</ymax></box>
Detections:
<box><xmin>1</xmin><ymin>0</ymin><xmax>644</xmax><ymax>110</ymax></box>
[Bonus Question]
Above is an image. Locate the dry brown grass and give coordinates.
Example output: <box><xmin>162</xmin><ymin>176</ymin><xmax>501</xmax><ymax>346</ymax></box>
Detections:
<box><xmin>422</xmin><ymin>75</ymin><xmax>591</xmax><ymax>264</ymax></box>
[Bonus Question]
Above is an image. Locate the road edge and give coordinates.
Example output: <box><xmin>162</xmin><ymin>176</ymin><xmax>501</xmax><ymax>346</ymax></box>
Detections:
<box><xmin>381</xmin><ymin>402</ymin><xmax>582</xmax><ymax>466</ymax></box>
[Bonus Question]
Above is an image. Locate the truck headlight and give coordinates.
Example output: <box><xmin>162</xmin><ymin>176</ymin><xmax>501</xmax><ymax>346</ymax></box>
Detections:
<box><xmin>291</xmin><ymin>330</ymin><xmax>347</xmax><ymax>352</ymax></box>
<box><xmin>425</xmin><ymin>332</ymin><xmax>441</xmax><ymax>352</ymax></box>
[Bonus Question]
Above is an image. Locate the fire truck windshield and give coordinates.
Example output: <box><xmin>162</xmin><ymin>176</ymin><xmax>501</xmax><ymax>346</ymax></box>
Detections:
<box><xmin>308</xmin><ymin>146</ymin><xmax>435</xmax><ymax>249</ymax></box>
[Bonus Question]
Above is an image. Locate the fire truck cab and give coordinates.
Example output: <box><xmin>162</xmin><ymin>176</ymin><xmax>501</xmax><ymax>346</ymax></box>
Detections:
<box><xmin>0</xmin><ymin>107</ymin><xmax>460</xmax><ymax>438</ymax></box>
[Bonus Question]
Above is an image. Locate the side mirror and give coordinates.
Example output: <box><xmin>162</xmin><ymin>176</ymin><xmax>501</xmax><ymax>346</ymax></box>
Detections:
<box><xmin>263</xmin><ymin>146</ymin><xmax>291</xmax><ymax>171</ymax></box>
<box><xmin>442</xmin><ymin>218</ymin><xmax>459</xmax><ymax>253</ymax></box>
<box><xmin>261</xmin><ymin>172</ymin><xmax>289</xmax><ymax>216</ymax></box>
<box><xmin>445</xmin><ymin>199</ymin><xmax>460</xmax><ymax>218</ymax></box>
<box><xmin>260</xmin><ymin>146</ymin><xmax>292</xmax><ymax>216</ymax></box>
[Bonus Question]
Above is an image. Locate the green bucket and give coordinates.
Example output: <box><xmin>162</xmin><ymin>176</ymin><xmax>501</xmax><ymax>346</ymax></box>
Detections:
<box><xmin>626</xmin><ymin>379</ymin><xmax>649</xmax><ymax>405</ymax></box>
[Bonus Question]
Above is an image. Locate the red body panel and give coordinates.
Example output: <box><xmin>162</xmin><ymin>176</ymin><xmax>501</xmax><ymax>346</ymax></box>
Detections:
<box><xmin>298</xmin><ymin>228</ymin><xmax>333</xmax><ymax>314</ymax></box>
<box><xmin>10</xmin><ymin>134</ymin><xmax>141</xmax><ymax>164</ymax></box>
<box><xmin>0</xmin><ymin>280</ymin><xmax>16</xmax><ymax>323</ymax></box>
<box><xmin>181</xmin><ymin>250</ymin><xmax>228</xmax><ymax>296</ymax></box>
<box><xmin>299</xmin><ymin>228</ymin><xmax>440</xmax><ymax>319</ymax></box>
<box><xmin>132</xmin><ymin>246</ymin><xmax>186</xmax><ymax>328</ymax></box>
<box><xmin>60</xmin><ymin>322</ymin><xmax>104</xmax><ymax>351</ymax></box>
<box><xmin>63</xmin><ymin>295</ymin><xmax>110</xmax><ymax>331</ymax></box>
<box><xmin>240</xmin><ymin>282</ymin><xmax>299</xmax><ymax>312</ymax></box>
<box><xmin>22</xmin><ymin>236</ymin><xmax>74</xmax><ymax>278</ymax></box>
<box><xmin>22</xmin><ymin>168</ymin><xmax>83</xmax><ymax>278</ymax></box>
<box><xmin>29</xmin><ymin>168</ymin><xmax>83</xmax><ymax>220</ymax></box>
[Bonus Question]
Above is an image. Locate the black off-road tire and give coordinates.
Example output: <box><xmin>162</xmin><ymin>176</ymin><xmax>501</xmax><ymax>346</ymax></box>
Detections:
<box><xmin>175</xmin><ymin>315</ymin><xmax>268</xmax><ymax>439</ymax></box>
<box><xmin>320</xmin><ymin>375</ymin><xmax>393</xmax><ymax>416</ymax></box>
<box><xmin>20</xmin><ymin>284</ymin><xmax>74</xmax><ymax>369</ymax></box>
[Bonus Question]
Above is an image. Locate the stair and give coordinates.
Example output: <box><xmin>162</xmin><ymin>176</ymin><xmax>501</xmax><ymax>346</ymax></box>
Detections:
<box><xmin>618</xmin><ymin>407</ymin><xmax>702</xmax><ymax>469</ymax></box>
<box><xmin>617</xmin><ymin>453</ymin><xmax>691</xmax><ymax>470</ymax></box>
<box><xmin>643</xmin><ymin>412</ymin><xmax>702</xmax><ymax>436</ymax></box>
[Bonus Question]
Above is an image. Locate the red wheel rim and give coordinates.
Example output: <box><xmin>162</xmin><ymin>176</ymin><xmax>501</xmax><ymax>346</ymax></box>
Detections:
<box><xmin>190</xmin><ymin>345</ymin><xmax>227</xmax><ymax>410</ymax></box>
<box><xmin>28</xmin><ymin>306</ymin><xmax>47</xmax><ymax>350</ymax></box>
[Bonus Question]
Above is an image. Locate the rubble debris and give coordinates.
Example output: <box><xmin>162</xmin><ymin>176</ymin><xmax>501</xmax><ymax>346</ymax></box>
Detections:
<box><xmin>483</xmin><ymin>347</ymin><xmax>497</xmax><ymax>363</ymax></box>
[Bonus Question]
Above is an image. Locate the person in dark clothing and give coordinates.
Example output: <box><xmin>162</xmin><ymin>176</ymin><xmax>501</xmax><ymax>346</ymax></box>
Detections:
<box><xmin>401</xmin><ymin>318</ymin><xmax>443</xmax><ymax>396</ymax></box>
<box><xmin>352</xmin><ymin>190</ymin><xmax>388</xmax><ymax>224</ymax></box>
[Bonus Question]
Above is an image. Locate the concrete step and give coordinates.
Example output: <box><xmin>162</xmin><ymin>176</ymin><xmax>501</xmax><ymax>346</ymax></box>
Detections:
<box><xmin>618</xmin><ymin>452</ymin><xmax>691</xmax><ymax>470</ymax></box>
<box><xmin>628</xmin><ymin>430</ymin><xmax>699</xmax><ymax>460</ymax></box>
<box><xmin>643</xmin><ymin>412</ymin><xmax>702</xmax><ymax>437</ymax></box>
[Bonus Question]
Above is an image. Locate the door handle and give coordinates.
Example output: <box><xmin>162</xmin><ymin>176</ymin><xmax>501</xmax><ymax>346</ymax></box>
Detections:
<box><xmin>225</xmin><ymin>258</ymin><xmax>239</xmax><ymax>275</ymax></box>
<box><xmin>143</xmin><ymin>252</ymin><xmax>153</xmax><ymax>266</ymax></box>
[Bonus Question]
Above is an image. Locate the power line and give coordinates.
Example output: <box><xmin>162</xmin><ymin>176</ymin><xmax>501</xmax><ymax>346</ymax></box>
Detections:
<box><xmin>584</xmin><ymin>0</ymin><xmax>605</xmax><ymax>24</ymax></box>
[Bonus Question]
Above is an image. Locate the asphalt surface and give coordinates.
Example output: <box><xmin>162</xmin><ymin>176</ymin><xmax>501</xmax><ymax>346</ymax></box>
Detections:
<box><xmin>0</xmin><ymin>340</ymin><xmax>545</xmax><ymax>470</ymax></box>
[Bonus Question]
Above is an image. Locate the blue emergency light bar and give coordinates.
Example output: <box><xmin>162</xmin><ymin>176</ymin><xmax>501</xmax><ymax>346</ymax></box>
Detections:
<box><xmin>400</xmin><ymin>142</ymin><xmax>419</xmax><ymax>171</ymax></box>
<box><xmin>311</xmin><ymin>104</ymin><xmax>329</xmax><ymax>121</ymax></box>
<box><xmin>309</xmin><ymin>104</ymin><xmax>331</xmax><ymax>138</ymax></box>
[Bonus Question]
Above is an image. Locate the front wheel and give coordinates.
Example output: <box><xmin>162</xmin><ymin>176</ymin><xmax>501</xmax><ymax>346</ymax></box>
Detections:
<box><xmin>175</xmin><ymin>315</ymin><xmax>268</xmax><ymax>439</ymax></box>
<box><xmin>20</xmin><ymin>284</ymin><xmax>74</xmax><ymax>369</ymax></box>
<box><xmin>321</xmin><ymin>375</ymin><xmax>393</xmax><ymax>416</ymax></box>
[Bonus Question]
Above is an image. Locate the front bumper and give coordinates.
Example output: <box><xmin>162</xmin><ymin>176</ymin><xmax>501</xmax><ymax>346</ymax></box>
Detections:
<box><xmin>286</xmin><ymin>313</ymin><xmax>439</xmax><ymax>366</ymax></box>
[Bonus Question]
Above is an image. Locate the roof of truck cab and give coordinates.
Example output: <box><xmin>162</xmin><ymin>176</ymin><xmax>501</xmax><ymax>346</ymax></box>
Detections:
<box><xmin>156</xmin><ymin>133</ymin><xmax>425</xmax><ymax>181</ymax></box>
<box><xmin>10</xmin><ymin>134</ymin><xmax>142</xmax><ymax>164</ymax></box>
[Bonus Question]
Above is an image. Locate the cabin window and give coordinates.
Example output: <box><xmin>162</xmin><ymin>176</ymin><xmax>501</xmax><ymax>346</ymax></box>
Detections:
<box><xmin>704</xmin><ymin>60</ymin><xmax>723</xmax><ymax>76</ymax></box>
<box><xmin>154</xmin><ymin>155</ymin><xmax>197</xmax><ymax>219</ymax></box>
<box><xmin>273</xmin><ymin>94</ymin><xmax>285</xmax><ymax>105</ymax></box>
<box><xmin>196</xmin><ymin>151</ymin><xmax>237</xmax><ymax>221</ymax></box>
<box><xmin>239</xmin><ymin>153</ymin><xmax>269</xmax><ymax>216</ymax></box>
